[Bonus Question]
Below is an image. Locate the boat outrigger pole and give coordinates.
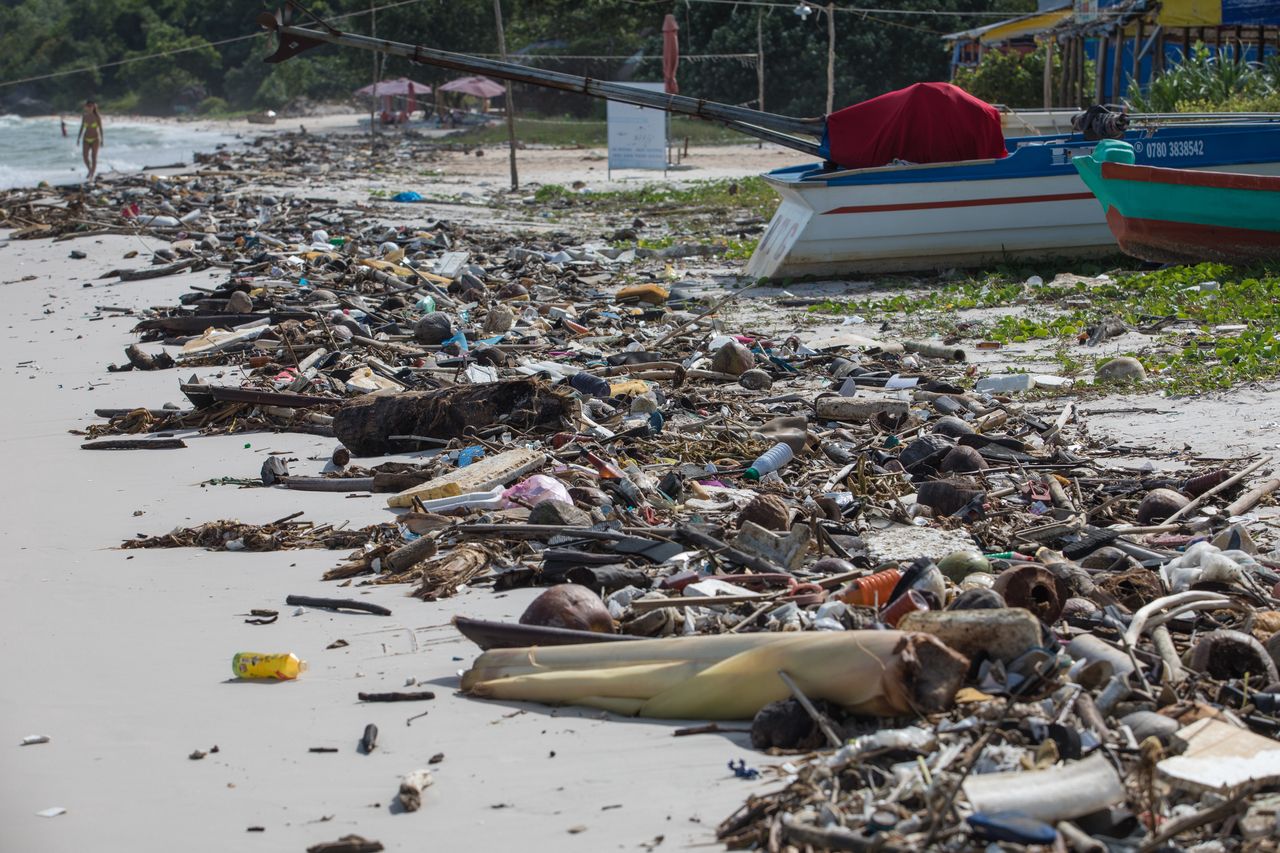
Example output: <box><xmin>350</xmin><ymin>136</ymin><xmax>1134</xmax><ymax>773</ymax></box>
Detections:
<box><xmin>257</xmin><ymin>4</ymin><xmax>827</xmax><ymax>158</ymax></box>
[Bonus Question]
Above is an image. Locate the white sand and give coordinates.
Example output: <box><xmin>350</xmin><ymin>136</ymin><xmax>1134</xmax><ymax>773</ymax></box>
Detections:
<box><xmin>0</xmin><ymin>227</ymin><xmax>764</xmax><ymax>850</ymax></box>
<box><xmin>7</xmin><ymin>135</ymin><xmax>1280</xmax><ymax>851</ymax></box>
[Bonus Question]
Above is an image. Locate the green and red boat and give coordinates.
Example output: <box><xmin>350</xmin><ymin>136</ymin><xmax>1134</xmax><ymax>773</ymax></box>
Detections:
<box><xmin>1074</xmin><ymin>139</ymin><xmax>1280</xmax><ymax>264</ymax></box>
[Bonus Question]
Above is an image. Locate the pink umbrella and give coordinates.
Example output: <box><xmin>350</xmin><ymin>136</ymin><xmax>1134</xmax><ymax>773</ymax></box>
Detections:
<box><xmin>662</xmin><ymin>14</ymin><xmax>679</xmax><ymax>95</ymax></box>
<box><xmin>439</xmin><ymin>76</ymin><xmax>506</xmax><ymax>99</ymax></box>
<box><xmin>354</xmin><ymin>77</ymin><xmax>432</xmax><ymax>97</ymax></box>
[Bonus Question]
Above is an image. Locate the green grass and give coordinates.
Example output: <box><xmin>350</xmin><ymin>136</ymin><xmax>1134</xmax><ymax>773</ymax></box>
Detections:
<box><xmin>530</xmin><ymin>175</ymin><xmax>777</xmax><ymax>219</ymax></box>
<box><xmin>443</xmin><ymin>115</ymin><xmax>749</xmax><ymax>148</ymax></box>
<box><xmin>813</xmin><ymin>261</ymin><xmax>1280</xmax><ymax>395</ymax></box>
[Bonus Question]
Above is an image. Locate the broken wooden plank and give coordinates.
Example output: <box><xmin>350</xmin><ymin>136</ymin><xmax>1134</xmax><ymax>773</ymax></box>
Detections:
<box><xmin>386</xmin><ymin>448</ymin><xmax>546</xmax><ymax>509</ymax></box>
<box><xmin>117</xmin><ymin>258</ymin><xmax>198</xmax><ymax>281</ymax></box>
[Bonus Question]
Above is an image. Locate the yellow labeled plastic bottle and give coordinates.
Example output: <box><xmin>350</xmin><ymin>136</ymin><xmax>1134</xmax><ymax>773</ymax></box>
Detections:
<box><xmin>232</xmin><ymin>652</ymin><xmax>307</xmax><ymax>680</ymax></box>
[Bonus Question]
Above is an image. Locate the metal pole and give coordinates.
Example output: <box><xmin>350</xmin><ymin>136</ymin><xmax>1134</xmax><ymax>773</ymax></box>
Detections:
<box><xmin>757</xmin><ymin>10</ymin><xmax>765</xmax><ymax>149</ymax></box>
<box><xmin>492</xmin><ymin>0</ymin><xmax>518</xmax><ymax>190</ymax></box>
<box><xmin>370</xmin><ymin>1</ymin><xmax>377</xmax><ymax>146</ymax></box>
<box><xmin>826</xmin><ymin>3</ymin><xmax>836</xmax><ymax>114</ymax></box>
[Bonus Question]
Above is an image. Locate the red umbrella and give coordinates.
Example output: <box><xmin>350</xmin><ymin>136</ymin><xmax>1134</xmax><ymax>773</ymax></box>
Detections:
<box><xmin>662</xmin><ymin>14</ymin><xmax>679</xmax><ymax>95</ymax></box>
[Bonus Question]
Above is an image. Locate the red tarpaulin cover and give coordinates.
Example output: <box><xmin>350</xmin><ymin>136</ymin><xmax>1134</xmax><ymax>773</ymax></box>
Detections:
<box><xmin>823</xmin><ymin>82</ymin><xmax>1006</xmax><ymax>170</ymax></box>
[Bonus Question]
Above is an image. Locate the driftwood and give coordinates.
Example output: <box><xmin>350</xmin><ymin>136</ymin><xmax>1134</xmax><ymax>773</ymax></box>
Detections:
<box><xmin>307</xmin><ymin>836</ymin><xmax>384</xmax><ymax>853</ymax></box>
<box><xmin>358</xmin><ymin>691</ymin><xmax>436</xmax><ymax>702</ymax></box>
<box><xmin>332</xmin><ymin>379</ymin><xmax>578</xmax><ymax>456</ymax></box>
<box><xmin>117</xmin><ymin>258</ymin><xmax>197</xmax><ymax>281</ymax></box>
<box><xmin>81</xmin><ymin>438</ymin><xmax>187</xmax><ymax>450</ymax></box>
<box><xmin>383</xmin><ymin>535</ymin><xmax>437</xmax><ymax>573</ymax></box>
<box><xmin>285</xmin><ymin>595</ymin><xmax>391</xmax><ymax>616</ymax></box>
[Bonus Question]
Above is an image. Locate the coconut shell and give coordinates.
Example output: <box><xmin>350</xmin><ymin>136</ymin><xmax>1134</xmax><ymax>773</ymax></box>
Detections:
<box><xmin>484</xmin><ymin>303</ymin><xmax>516</xmax><ymax>333</ymax></box>
<box><xmin>738</xmin><ymin>368</ymin><xmax>773</xmax><ymax>391</ymax></box>
<box><xmin>738</xmin><ymin>493</ymin><xmax>791</xmax><ymax>531</ymax></box>
<box><xmin>1136</xmin><ymin>488</ymin><xmax>1190</xmax><ymax>524</ymax></box>
<box><xmin>519</xmin><ymin>584</ymin><xmax>613</xmax><ymax>633</ymax></box>
<box><xmin>939</xmin><ymin>445</ymin><xmax>988</xmax><ymax>475</ymax></box>
<box><xmin>712</xmin><ymin>341</ymin><xmax>754</xmax><ymax>376</ymax></box>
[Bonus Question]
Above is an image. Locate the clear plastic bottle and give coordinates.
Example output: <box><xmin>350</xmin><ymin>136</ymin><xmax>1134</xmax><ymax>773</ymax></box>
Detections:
<box><xmin>232</xmin><ymin>652</ymin><xmax>307</xmax><ymax>680</ymax></box>
<box><xmin>744</xmin><ymin>442</ymin><xmax>794</xmax><ymax>481</ymax></box>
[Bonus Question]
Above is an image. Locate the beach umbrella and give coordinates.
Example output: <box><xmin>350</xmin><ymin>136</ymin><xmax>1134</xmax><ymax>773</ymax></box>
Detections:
<box><xmin>662</xmin><ymin>14</ymin><xmax>679</xmax><ymax>95</ymax></box>
<box><xmin>439</xmin><ymin>76</ymin><xmax>506</xmax><ymax>99</ymax></box>
<box><xmin>354</xmin><ymin>77</ymin><xmax>432</xmax><ymax>97</ymax></box>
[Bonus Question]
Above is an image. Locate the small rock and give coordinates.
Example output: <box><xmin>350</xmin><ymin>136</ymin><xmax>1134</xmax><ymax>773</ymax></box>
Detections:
<box><xmin>227</xmin><ymin>291</ymin><xmax>253</xmax><ymax>313</ymax></box>
<box><xmin>738</xmin><ymin>369</ymin><xmax>773</xmax><ymax>391</ymax></box>
<box><xmin>712</xmin><ymin>341</ymin><xmax>754</xmax><ymax>376</ymax></box>
<box><xmin>1096</xmin><ymin>356</ymin><xmax>1146</xmax><ymax>383</ymax></box>
<box><xmin>527</xmin><ymin>499</ymin><xmax>592</xmax><ymax>527</ymax></box>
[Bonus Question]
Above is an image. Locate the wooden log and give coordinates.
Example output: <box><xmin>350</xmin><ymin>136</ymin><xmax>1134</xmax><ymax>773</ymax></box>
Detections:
<box><xmin>335</xmin><ymin>379</ymin><xmax>576</xmax><ymax>457</ymax></box>
<box><xmin>280</xmin><ymin>477</ymin><xmax>376</xmax><ymax>492</ymax></box>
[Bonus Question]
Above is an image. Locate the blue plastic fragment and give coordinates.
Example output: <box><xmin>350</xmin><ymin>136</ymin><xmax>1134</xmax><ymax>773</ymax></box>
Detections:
<box><xmin>966</xmin><ymin>811</ymin><xmax>1057</xmax><ymax>845</ymax></box>
<box><xmin>457</xmin><ymin>446</ymin><xmax>485</xmax><ymax>468</ymax></box>
<box><xmin>728</xmin><ymin>759</ymin><xmax>759</xmax><ymax>780</ymax></box>
<box><xmin>442</xmin><ymin>330</ymin><xmax>469</xmax><ymax>353</ymax></box>
<box><xmin>390</xmin><ymin>191</ymin><xmax>424</xmax><ymax>202</ymax></box>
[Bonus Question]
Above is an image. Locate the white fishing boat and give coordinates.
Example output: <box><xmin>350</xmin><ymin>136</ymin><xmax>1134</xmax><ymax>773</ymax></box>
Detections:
<box><xmin>746</xmin><ymin>120</ymin><xmax>1280</xmax><ymax>278</ymax></box>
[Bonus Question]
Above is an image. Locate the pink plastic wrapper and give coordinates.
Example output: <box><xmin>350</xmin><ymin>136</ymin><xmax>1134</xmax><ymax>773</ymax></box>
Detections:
<box><xmin>501</xmin><ymin>474</ymin><xmax>572</xmax><ymax>509</ymax></box>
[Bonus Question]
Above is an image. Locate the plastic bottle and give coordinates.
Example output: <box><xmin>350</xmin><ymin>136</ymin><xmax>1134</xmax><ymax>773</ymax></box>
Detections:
<box><xmin>837</xmin><ymin>567</ymin><xmax>903</xmax><ymax>607</ymax></box>
<box><xmin>744</xmin><ymin>442</ymin><xmax>794</xmax><ymax>481</ymax></box>
<box><xmin>569</xmin><ymin>371</ymin><xmax>612</xmax><ymax>399</ymax></box>
<box><xmin>232</xmin><ymin>652</ymin><xmax>307</xmax><ymax>680</ymax></box>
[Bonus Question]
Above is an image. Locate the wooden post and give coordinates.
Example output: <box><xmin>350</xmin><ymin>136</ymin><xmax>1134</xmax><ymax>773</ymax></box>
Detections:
<box><xmin>757</xmin><ymin>11</ymin><xmax>765</xmax><ymax>148</ymax></box>
<box><xmin>1077</xmin><ymin>36</ymin><xmax>1087</xmax><ymax>106</ymax></box>
<box><xmin>370</xmin><ymin>1</ymin><xmax>378</xmax><ymax>147</ymax></box>
<box><xmin>1043</xmin><ymin>37</ymin><xmax>1055</xmax><ymax>108</ymax></box>
<box><xmin>493</xmin><ymin>0</ymin><xmax>518</xmax><ymax>190</ymax></box>
<box><xmin>1214</xmin><ymin>26</ymin><xmax>1223</xmax><ymax>54</ymax></box>
<box><xmin>1154</xmin><ymin>27</ymin><xmax>1165</xmax><ymax>76</ymax></box>
<box><xmin>1096</xmin><ymin>34</ymin><xmax>1109</xmax><ymax>102</ymax></box>
<box><xmin>1182</xmin><ymin>27</ymin><xmax>1192</xmax><ymax>59</ymax></box>
<box><xmin>1057</xmin><ymin>37</ymin><xmax>1069</xmax><ymax>107</ymax></box>
<box><xmin>1133</xmin><ymin>16</ymin><xmax>1145</xmax><ymax>89</ymax></box>
<box><xmin>826</xmin><ymin>3</ymin><xmax>836</xmax><ymax>114</ymax></box>
<box><xmin>1111</xmin><ymin>25</ymin><xmax>1124</xmax><ymax>102</ymax></box>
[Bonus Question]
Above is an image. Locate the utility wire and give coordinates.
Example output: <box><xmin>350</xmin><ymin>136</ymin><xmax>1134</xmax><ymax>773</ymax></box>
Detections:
<box><xmin>0</xmin><ymin>0</ymin><xmax>430</xmax><ymax>89</ymax></box>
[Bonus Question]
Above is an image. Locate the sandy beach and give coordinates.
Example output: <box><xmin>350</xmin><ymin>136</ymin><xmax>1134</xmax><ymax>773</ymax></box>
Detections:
<box><xmin>0</xmin><ymin>140</ymin><xmax>790</xmax><ymax>852</ymax></box>
<box><xmin>5</xmin><ymin>125</ymin><xmax>1280</xmax><ymax>853</ymax></box>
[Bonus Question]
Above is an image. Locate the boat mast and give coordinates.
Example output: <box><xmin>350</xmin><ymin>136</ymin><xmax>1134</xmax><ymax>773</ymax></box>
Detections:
<box><xmin>257</xmin><ymin>6</ymin><xmax>827</xmax><ymax>158</ymax></box>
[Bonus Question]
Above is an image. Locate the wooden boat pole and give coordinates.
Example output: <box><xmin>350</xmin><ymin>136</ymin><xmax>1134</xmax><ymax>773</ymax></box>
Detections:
<box><xmin>259</xmin><ymin>11</ymin><xmax>826</xmax><ymax>157</ymax></box>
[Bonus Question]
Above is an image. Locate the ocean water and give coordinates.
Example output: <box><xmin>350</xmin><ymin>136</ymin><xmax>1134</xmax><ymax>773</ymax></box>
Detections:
<box><xmin>0</xmin><ymin>115</ymin><xmax>240</xmax><ymax>189</ymax></box>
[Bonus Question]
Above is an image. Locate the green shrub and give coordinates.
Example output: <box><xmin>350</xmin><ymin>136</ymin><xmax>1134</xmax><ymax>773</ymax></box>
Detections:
<box><xmin>1128</xmin><ymin>43</ymin><xmax>1275</xmax><ymax>112</ymax></box>
<box><xmin>197</xmin><ymin>96</ymin><xmax>229</xmax><ymax>116</ymax></box>
<box><xmin>954</xmin><ymin>44</ymin><xmax>1059</xmax><ymax>108</ymax></box>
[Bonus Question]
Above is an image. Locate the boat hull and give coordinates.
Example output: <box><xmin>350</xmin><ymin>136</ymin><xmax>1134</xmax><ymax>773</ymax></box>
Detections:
<box><xmin>1105</xmin><ymin>207</ymin><xmax>1280</xmax><ymax>263</ymax></box>
<box><xmin>746</xmin><ymin>122</ymin><xmax>1280</xmax><ymax>278</ymax></box>
<box><xmin>1074</xmin><ymin>141</ymin><xmax>1280</xmax><ymax>264</ymax></box>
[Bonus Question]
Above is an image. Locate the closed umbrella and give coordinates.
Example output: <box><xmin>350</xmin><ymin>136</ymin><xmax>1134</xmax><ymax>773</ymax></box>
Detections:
<box><xmin>662</xmin><ymin>14</ymin><xmax>679</xmax><ymax>95</ymax></box>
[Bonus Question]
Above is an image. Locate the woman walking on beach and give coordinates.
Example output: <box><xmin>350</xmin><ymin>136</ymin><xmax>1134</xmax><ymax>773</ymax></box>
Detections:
<box><xmin>76</xmin><ymin>99</ymin><xmax>104</xmax><ymax>181</ymax></box>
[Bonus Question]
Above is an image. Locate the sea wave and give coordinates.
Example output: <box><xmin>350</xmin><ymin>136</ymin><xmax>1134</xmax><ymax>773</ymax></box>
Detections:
<box><xmin>0</xmin><ymin>116</ymin><xmax>239</xmax><ymax>189</ymax></box>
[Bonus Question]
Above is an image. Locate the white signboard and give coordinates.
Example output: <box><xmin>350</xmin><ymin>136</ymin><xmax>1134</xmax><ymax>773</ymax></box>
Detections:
<box><xmin>607</xmin><ymin>82</ymin><xmax>668</xmax><ymax>172</ymax></box>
